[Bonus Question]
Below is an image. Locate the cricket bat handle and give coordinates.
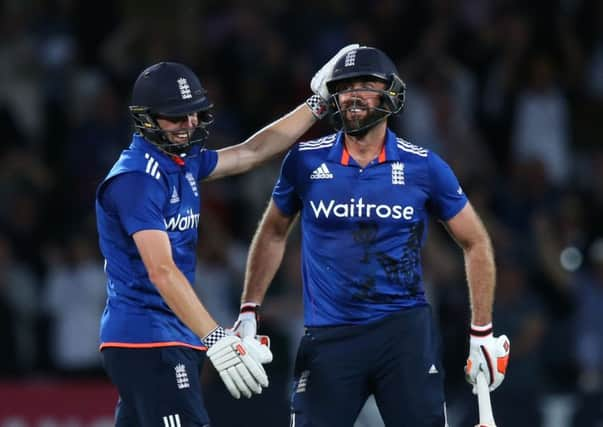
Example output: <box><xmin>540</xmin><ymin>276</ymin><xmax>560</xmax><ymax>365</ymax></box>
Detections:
<box><xmin>474</xmin><ymin>372</ymin><xmax>496</xmax><ymax>427</ymax></box>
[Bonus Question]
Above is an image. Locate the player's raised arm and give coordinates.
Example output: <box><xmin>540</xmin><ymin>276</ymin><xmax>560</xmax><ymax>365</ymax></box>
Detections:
<box><xmin>206</xmin><ymin>44</ymin><xmax>360</xmax><ymax>181</ymax></box>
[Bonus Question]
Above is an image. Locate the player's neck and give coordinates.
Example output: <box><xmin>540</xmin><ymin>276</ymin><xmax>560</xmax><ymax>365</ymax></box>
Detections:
<box><xmin>343</xmin><ymin>124</ymin><xmax>387</xmax><ymax>168</ymax></box>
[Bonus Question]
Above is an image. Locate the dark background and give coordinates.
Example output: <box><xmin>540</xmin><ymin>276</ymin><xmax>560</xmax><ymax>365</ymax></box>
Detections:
<box><xmin>1</xmin><ymin>0</ymin><xmax>602</xmax><ymax>425</ymax></box>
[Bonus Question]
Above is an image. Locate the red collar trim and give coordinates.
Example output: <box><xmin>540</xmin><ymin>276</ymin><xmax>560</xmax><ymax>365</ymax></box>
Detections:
<box><xmin>171</xmin><ymin>156</ymin><xmax>185</xmax><ymax>166</ymax></box>
<box><xmin>340</xmin><ymin>145</ymin><xmax>350</xmax><ymax>165</ymax></box>
<box><xmin>340</xmin><ymin>144</ymin><xmax>386</xmax><ymax>165</ymax></box>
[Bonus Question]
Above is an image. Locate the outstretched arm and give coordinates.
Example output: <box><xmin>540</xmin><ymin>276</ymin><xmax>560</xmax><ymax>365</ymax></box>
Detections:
<box><xmin>207</xmin><ymin>104</ymin><xmax>316</xmax><ymax>180</ymax></box>
<box><xmin>206</xmin><ymin>43</ymin><xmax>361</xmax><ymax>181</ymax></box>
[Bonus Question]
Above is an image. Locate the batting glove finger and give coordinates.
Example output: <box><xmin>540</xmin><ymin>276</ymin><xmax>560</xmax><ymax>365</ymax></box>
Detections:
<box><xmin>239</xmin><ymin>351</ymin><xmax>269</xmax><ymax>388</ymax></box>
<box><xmin>217</xmin><ymin>369</ymin><xmax>241</xmax><ymax>399</ymax></box>
<box><xmin>235</xmin><ymin>362</ymin><xmax>263</xmax><ymax>396</ymax></box>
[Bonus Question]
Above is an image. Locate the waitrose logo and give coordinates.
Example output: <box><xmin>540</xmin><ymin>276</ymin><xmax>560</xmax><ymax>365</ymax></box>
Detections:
<box><xmin>164</xmin><ymin>209</ymin><xmax>200</xmax><ymax>231</ymax></box>
<box><xmin>309</xmin><ymin>198</ymin><xmax>415</xmax><ymax>220</ymax></box>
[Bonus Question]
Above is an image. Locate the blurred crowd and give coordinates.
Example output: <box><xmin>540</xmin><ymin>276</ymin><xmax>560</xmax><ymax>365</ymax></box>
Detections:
<box><xmin>1</xmin><ymin>0</ymin><xmax>602</xmax><ymax>425</ymax></box>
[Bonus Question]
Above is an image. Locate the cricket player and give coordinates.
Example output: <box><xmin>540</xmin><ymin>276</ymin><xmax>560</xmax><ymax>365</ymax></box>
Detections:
<box><xmin>95</xmin><ymin>45</ymin><xmax>356</xmax><ymax>427</ymax></box>
<box><xmin>233</xmin><ymin>46</ymin><xmax>511</xmax><ymax>426</ymax></box>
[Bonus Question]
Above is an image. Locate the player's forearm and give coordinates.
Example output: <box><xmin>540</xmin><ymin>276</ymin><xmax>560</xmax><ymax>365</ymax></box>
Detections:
<box><xmin>242</xmin><ymin>230</ymin><xmax>288</xmax><ymax>305</ymax></box>
<box><xmin>464</xmin><ymin>238</ymin><xmax>495</xmax><ymax>326</ymax></box>
<box><xmin>149</xmin><ymin>263</ymin><xmax>218</xmax><ymax>338</ymax></box>
<box><xmin>233</xmin><ymin>104</ymin><xmax>316</xmax><ymax>174</ymax></box>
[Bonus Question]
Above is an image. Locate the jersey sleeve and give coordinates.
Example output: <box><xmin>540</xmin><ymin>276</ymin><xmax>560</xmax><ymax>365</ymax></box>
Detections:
<box><xmin>427</xmin><ymin>152</ymin><xmax>468</xmax><ymax>221</ymax></box>
<box><xmin>103</xmin><ymin>172</ymin><xmax>168</xmax><ymax>235</ymax></box>
<box><xmin>272</xmin><ymin>149</ymin><xmax>301</xmax><ymax>215</ymax></box>
<box><xmin>196</xmin><ymin>148</ymin><xmax>218</xmax><ymax>181</ymax></box>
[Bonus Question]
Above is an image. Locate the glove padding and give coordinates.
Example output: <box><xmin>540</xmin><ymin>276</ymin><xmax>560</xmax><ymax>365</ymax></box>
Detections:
<box><xmin>465</xmin><ymin>332</ymin><xmax>510</xmax><ymax>393</ymax></box>
<box><xmin>206</xmin><ymin>335</ymin><xmax>269</xmax><ymax>399</ymax></box>
<box><xmin>231</xmin><ymin>304</ymin><xmax>272</xmax><ymax>365</ymax></box>
<box><xmin>242</xmin><ymin>336</ymin><xmax>273</xmax><ymax>364</ymax></box>
<box><xmin>310</xmin><ymin>43</ymin><xmax>360</xmax><ymax>100</ymax></box>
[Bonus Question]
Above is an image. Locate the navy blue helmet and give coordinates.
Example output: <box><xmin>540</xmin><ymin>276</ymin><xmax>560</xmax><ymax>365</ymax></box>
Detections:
<box><xmin>325</xmin><ymin>47</ymin><xmax>406</xmax><ymax>136</ymax></box>
<box><xmin>129</xmin><ymin>62</ymin><xmax>214</xmax><ymax>155</ymax></box>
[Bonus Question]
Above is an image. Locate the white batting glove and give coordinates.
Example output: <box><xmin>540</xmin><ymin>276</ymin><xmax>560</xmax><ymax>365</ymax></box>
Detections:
<box><xmin>231</xmin><ymin>303</ymin><xmax>273</xmax><ymax>365</ymax></box>
<box><xmin>243</xmin><ymin>336</ymin><xmax>273</xmax><ymax>364</ymax></box>
<box><xmin>311</xmin><ymin>43</ymin><xmax>360</xmax><ymax>100</ymax></box>
<box><xmin>465</xmin><ymin>324</ymin><xmax>510</xmax><ymax>393</ymax></box>
<box><xmin>204</xmin><ymin>326</ymin><xmax>269</xmax><ymax>399</ymax></box>
<box><xmin>307</xmin><ymin>43</ymin><xmax>360</xmax><ymax>119</ymax></box>
<box><xmin>232</xmin><ymin>302</ymin><xmax>260</xmax><ymax>339</ymax></box>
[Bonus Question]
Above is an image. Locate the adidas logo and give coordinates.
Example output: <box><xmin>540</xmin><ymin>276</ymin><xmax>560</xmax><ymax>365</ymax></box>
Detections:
<box><xmin>428</xmin><ymin>364</ymin><xmax>439</xmax><ymax>374</ymax></box>
<box><xmin>310</xmin><ymin>163</ymin><xmax>333</xmax><ymax>180</ymax></box>
<box><xmin>170</xmin><ymin>186</ymin><xmax>180</xmax><ymax>204</ymax></box>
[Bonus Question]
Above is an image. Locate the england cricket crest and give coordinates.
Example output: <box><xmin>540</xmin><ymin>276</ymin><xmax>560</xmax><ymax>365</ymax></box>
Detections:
<box><xmin>391</xmin><ymin>162</ymin><xmax>405</xmax><ymax>185</ymax></box>
<box><xmin>185</xmin><ymin>172</ymin><xmax>199</xmax><ymax>197</ymax></box>
<box><xmin>177</xmin><ymin>77</ymin><xmax>192</xmax><ymax>99</ymax></box>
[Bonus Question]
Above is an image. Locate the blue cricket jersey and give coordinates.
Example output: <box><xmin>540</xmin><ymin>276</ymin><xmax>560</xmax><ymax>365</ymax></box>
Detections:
<box><xmin>273</xmin><ymin>129</ymin><xmax>468</xmax><ymax>327</ymax></box>
<box><xmin>95</xmin><ymin>134</ymin><xmax>218</xmax><ymax>349</ymax></box>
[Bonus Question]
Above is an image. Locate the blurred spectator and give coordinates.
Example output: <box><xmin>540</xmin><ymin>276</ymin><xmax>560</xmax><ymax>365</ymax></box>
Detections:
<box><xmin>511</xmin><ymin>53</ymin><xmax>571</xmax><ymax>185</ymax></box>
<box><xmin>43</xmin><ymin>233</ymin><xmax>106</xmax><ymax>377</ymax></box>
<box><xmin>0</xmin><ymin>234</ymin><xmax>38</xmax><ymax>376</ymax></box>
<box><xmin>0</xmin><ymin>2</ymin><xmax>601</xmax><ymax>425</ymax></box>
<box><xmin>571</xmin><ymin>238</ymin><xmax>603</xmax><ymax>424</ymax></box>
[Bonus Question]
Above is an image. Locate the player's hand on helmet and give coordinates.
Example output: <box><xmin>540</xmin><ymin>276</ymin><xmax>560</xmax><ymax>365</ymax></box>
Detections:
<box><xmin>311</xmin><ymin>43</ymin><xmax>360</xmax><ymax>100</ymax></box>
<box><xmin>307</xmin><ymin>43</ymin><xmax>360</xmax><ymax>119</ymax></box>
<box><xmin>464</xmin><ymin>324</ymin><xmax>510</xmax><ymax>394</ymax></box>
<box><xmin>204</xmin><ymin>326</ymin><xmax>269</xmax><ymax>399</ymax></box>
<box><xmin>230</xmin><ymin>303</ymin><xmax>273</xmax><ymax>364</ymax></box>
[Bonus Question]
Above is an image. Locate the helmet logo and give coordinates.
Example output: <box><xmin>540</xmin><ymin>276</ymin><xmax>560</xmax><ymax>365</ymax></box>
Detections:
<box><xmin>177</xmin><ymin>77</ymin><xmax>192</xmax><ymax>99</ymax></box>
<box><xmin>344</xmin><ymin>51</ymin><xmax>357</xmax><ymax>67</ymax></box>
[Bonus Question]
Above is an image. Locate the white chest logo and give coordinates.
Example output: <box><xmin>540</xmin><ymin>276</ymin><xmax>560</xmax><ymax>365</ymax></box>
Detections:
<box><xmin>310</xmin><ymin>163</ymin><xmax>333</xmax><ymax>180</ymax></box>
<box><xmin>391</xmin><ymin>162</ymin><xmax>405</xmax><ymax>185</ymax></box>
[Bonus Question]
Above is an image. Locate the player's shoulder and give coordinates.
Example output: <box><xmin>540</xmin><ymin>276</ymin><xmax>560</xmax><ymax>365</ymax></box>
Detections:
<box><xmin>104</xmin><ymin>148</ymin><xmax>169</xmax><ymax>186</ymax></box>
<box><xmin>120</xmin><ymin>147</ymin><xmax>168</xmax><ymax>179</ymax></box>
<box><xmin>393</xmin><ymin>136</ymin><xmax>430</xmax><ymax>160</ymax></box>
<box><xmin>296</xmin><ymin>133</ymin><xmax>338</xmax><ymax>154</ymax></box>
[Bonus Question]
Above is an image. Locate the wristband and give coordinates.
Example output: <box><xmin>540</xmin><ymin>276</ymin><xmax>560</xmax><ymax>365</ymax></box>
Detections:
<box><xmin>203</xmin><ymin>326</ymin><xmax>227</xmax><ymax>349</ymax></box>
<box><xmin>470</xmin><ymin>323</ymin><xmax>493</xmax><ymax>337</ymax></box>
<box><xmin>240</xmin><ymin>302</ymin><xmax>261</xmax><ymax>322</ymax></box>
<box><xmin>306</xmin><ymin>94</ymin><xmax>328</xmax><ymax>119</ymax></box>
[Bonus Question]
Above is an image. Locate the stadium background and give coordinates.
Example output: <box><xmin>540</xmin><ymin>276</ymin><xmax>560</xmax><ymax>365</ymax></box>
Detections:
<box><xmin>0</xmin><ymin>0</ymin><xmax>602</xmax><ymax>425</ymax></box>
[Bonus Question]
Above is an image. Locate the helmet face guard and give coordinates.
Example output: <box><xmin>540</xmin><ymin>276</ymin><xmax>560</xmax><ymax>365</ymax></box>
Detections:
<box><xmin>129</xmin><ymin>106</ymin><xmax>214</xmax><ymax>155</ymax></box>
<box><xmin>325</xmin><ymin>47</ymin><xmax>406</xmax><ymax>136</ymax></box>
<box><xmin>129</xmin><ymin>62</ymin><xmax>214</xmax><ymax>155</ymax></box>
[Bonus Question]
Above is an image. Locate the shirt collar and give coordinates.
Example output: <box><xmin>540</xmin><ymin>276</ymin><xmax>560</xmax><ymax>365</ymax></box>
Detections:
<box><xmin>130</xmin><ymin>133</ymin><xmax>187</xmax><ymax>172</ymax></box>
<box><xmin>326</xmin><ymin>128</ymin><xmax>401</xmax><ymax>166</ymax></box>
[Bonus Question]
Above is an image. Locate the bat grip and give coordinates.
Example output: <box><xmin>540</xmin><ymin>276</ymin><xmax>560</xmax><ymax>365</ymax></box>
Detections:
<box><xmin>475</xmin><ymin>372</ymin><xmax>496</xmax><ymax>427</ymax></box>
